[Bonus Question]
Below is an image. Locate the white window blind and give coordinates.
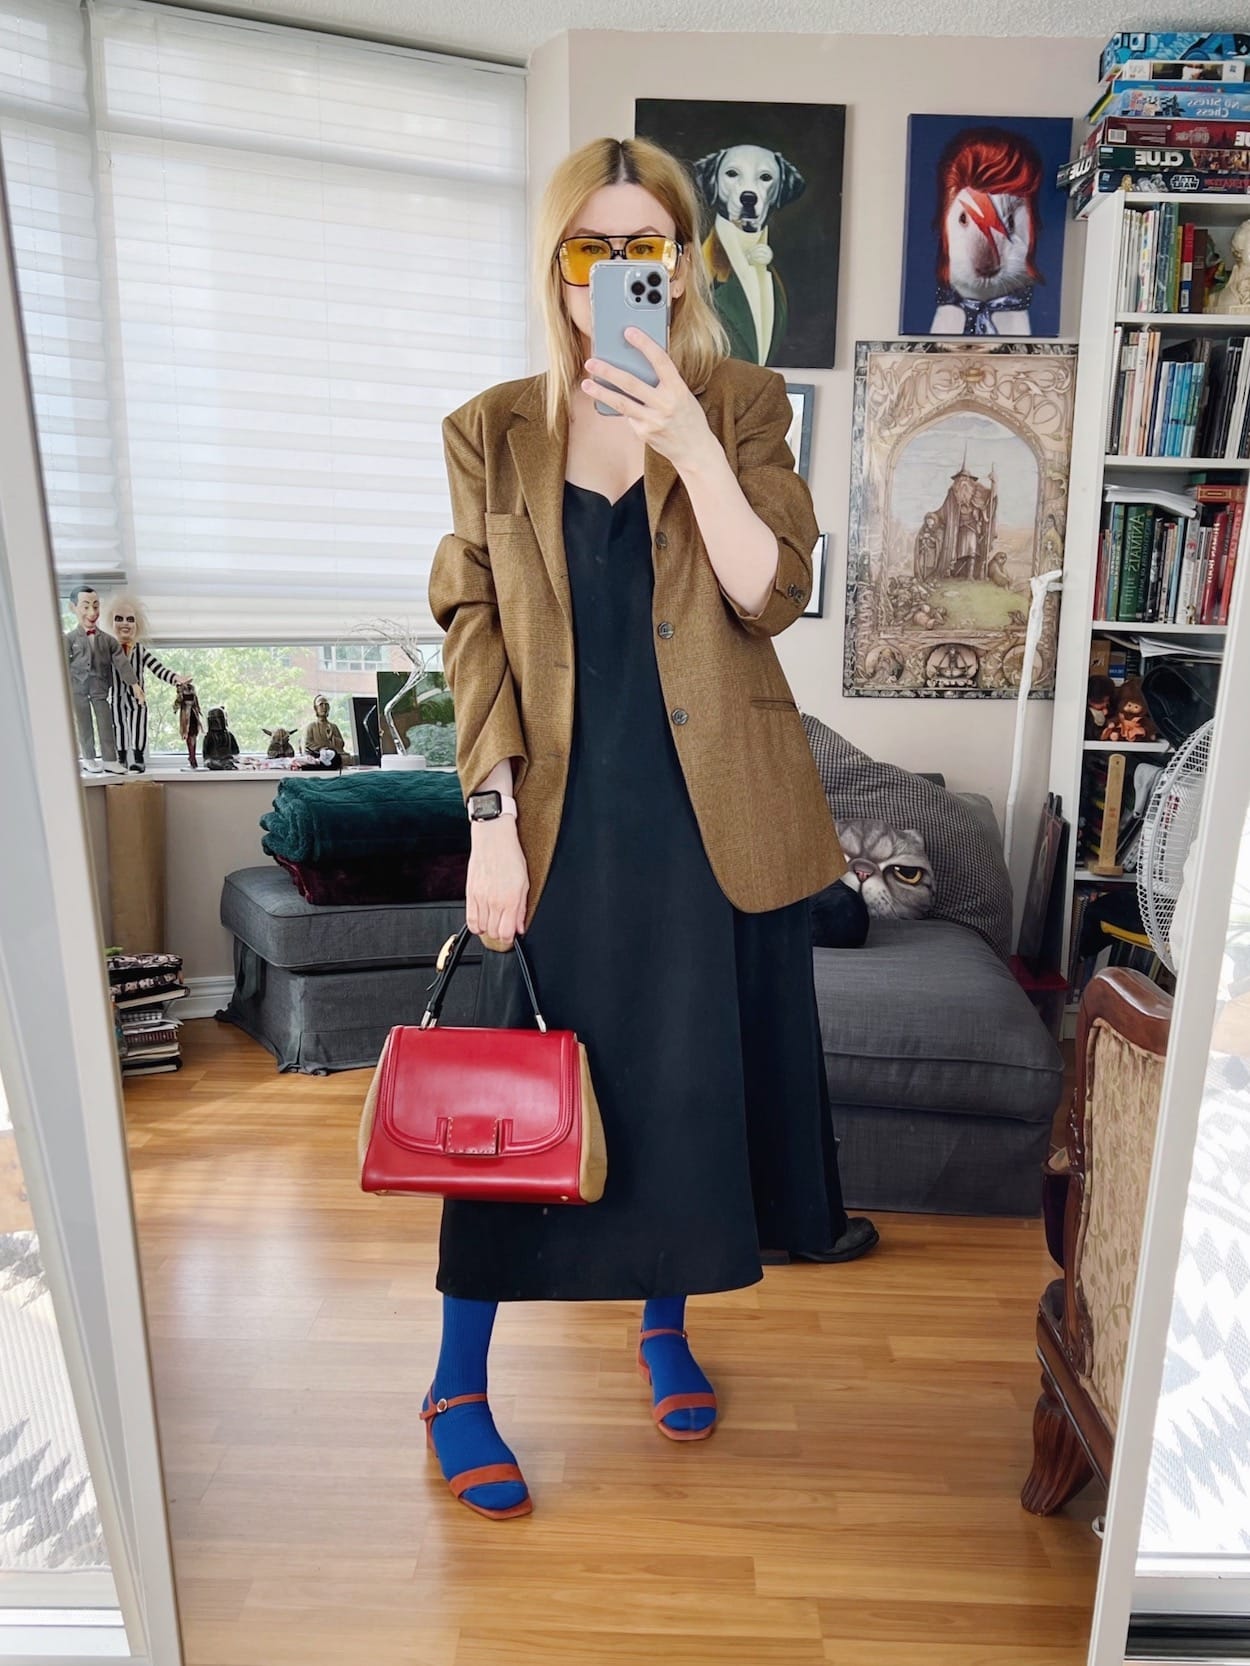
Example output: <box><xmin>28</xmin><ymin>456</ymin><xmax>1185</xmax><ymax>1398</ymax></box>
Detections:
<box><xmin>0</xmin><ymin>0</ymin><xmax>527</xmax><ymax>641</ymax></box>
<box><xmin>0</xmin><ymin>0</ymin><xmax>124</xmax><ymax>583</ymax></box>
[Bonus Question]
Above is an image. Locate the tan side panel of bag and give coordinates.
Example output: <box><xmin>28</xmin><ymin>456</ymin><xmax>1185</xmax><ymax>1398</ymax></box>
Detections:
<box><xmin>577</xmin><ymin>1042</ymin><xmax>608</xmax><ymax>1203</ymax></box>
<box><xmin>357</xmin><ymin>1047</ymin><xmax>387</xmax><ymax>1176</ymax></box>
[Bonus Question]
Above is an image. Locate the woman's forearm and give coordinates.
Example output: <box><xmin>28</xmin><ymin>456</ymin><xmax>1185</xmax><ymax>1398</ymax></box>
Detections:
<box><xmin>471</xmin><ymin>756</ymin><xmax>516</xmax><ymax>800</ymax></box>
<box><xmin>677</xmin><ymin>436</ymin><xmax>779</xmax><ymax>620</ymax></box>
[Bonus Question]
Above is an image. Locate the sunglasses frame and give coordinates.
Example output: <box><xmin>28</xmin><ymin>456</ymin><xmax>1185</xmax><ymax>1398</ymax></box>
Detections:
<box><xmin>554</xmin><ymin>233</ymin><xmax>684</xmax><ymax>287</ymax></box>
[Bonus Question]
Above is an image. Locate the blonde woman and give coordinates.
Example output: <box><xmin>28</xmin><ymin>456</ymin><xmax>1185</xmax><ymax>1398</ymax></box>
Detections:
<box><xmin>424</xmin><ymin>136</ymin><xmax>877</xmax><ymax>1523</ymax></box>
<box><xmin>101</xmin><ymin>592</ymin><xmax>191</xmax><ymax>772</ymax></box>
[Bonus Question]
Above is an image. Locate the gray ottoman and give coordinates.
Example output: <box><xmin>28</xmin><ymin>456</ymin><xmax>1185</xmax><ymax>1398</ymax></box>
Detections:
<box><xmin>815</xmin><ymin>918</ymin><xmax>1063</xmax><ymax>1216</ymax></box>
<box><xmin>216</xmin><ymin>866</ymin><xmax>481</xmax><ymax>1073</ymax></box>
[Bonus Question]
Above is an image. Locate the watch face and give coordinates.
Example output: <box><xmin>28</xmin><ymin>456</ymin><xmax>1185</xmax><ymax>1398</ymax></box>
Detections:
<box><xmin>470</xmin><ymin>790</ymin><xmax>502</xmax><ymax>820</ymax></box>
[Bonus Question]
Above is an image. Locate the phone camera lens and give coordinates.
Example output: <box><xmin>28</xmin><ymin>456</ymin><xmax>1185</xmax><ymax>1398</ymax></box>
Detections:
<box><xmin>647</xmin><ymin>270</ymin><xmax>662</xmax><ymax>286</ymax></box>
<box><xmin>630</xmin><ymin>280</ymin><xmax>645</xmax><ymax>296</ymax></box>
<box><xmin>647</xmin><ymin>289</ymin><xmax>661</xmax><ymax>304</ymax></box>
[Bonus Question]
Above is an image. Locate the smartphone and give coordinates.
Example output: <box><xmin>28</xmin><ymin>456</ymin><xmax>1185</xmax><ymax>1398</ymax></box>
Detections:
<box><xmin>589</xmin><ymin>258</ymin><xmax>669</xmax><ymax>417</ymax></box>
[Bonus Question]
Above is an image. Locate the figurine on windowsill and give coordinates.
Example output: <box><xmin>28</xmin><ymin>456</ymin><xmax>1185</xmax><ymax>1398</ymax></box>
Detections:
<box><xmin>64</xmin><ymin>585</ymin><xmax>140</xmax><ymax>774</ymax></box>
<box><xmin>174</xmin><ymin>679</ymin><xmax>205</xmax><ymax>769</ymax></box>
<box><xmin>101</xmin><ymin>591</ymin><xmax>192</xmax><ymax>773</ymax></box>
<box><xmin>1103</xmin><ymin>676</ymin><xmax>1159</xmax><ymax>744</ymax></box>
<box><xmin>298</xmin><ymin>694</ymin><xmax>348</xmax><ymax>768</ymax></box>
<box><xmin>263</xmin><ymin>726</ymin><xmax>296</xmax><ymax>759</ymax></box>
<box><xmin>202</xmin><ymin>707</ymin><xmax>240</xmax><ymax>770</ymax></box>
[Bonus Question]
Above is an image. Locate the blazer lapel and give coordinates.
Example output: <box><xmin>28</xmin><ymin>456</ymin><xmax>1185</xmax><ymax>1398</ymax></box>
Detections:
<box><xmin>508</xmin><ymin>377</ymin><xmax>573</xmax><ymax>628</ymax></box>
<box><xmin>506</xmin><ymin>369</ymin><xmax>700</xmax><ymax>626</ymax></box>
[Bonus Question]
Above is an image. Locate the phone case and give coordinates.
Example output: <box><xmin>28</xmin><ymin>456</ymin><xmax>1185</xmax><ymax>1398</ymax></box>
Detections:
<box><xmin>589</xmin><ymin>259</ymin><xmax>669</xmax><ymax>417</ymax></box>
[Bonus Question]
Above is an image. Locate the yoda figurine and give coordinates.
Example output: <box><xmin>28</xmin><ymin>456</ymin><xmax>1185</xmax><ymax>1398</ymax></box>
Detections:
<box><xmin>263</xmin><ymin>726</ymin><xmax>296</xmax><ymax>759</ymax></box>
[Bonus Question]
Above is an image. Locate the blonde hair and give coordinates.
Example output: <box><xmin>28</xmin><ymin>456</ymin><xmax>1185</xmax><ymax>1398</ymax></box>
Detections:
<box><xmin>100</xmin><ymin>589</ymin><xmax>151</xmax><ymax>642</ymax></box>
<box><xmin>535</xmin><ymin>136</ymin><xmax>729</xmax><ymax>432</ymax></box>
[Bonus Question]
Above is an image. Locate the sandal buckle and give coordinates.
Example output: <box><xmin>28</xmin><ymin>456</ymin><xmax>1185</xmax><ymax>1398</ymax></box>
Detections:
<box><xmin>436</xmin><ymin>1398</ymin><xmax>448</xmax><ymax>1413</ymax></box>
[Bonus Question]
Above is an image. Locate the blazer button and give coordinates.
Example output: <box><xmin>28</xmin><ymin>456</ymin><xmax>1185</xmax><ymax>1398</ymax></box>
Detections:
<box><xmin>670</xmin><ymin>707</ymin><xmax>688</xmax><ymax>725</ymax></box>
<box><xmin>657</xmin><ymin>620</ymin><xmax>674</xmax><ymax>639</ymax></box>
<box><xmin>655</xmin><ymin>531</ymin><xmax>668</xmax><ymax>549</ymax></box>
<box><xmin>787</xmin><ymin>582</ymin><xmax>804</xmax><ymax>601</ymax></box>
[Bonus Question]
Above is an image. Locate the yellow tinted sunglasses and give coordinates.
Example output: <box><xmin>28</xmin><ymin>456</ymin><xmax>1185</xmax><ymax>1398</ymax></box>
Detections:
<box><xmin>555</xmin><ymin>234</ymin><xmax>683</xmax><ymax>286</ymax></box>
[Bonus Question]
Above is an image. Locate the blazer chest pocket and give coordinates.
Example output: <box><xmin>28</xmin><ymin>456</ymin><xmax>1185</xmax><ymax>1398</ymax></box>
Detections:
<box><xmin>484</xmin><ymin>512</ymin><xmax>540</xmax><ymax>595</ymax></box>
<box><xmin>485</xmin><ymin>511</ymin><xmax>538</xmax><ymax>547</ymax></box>
<box><xmin>750</xmin><ymin>695</ymin><xmax>798</xmax><ymax>710</ymax></box>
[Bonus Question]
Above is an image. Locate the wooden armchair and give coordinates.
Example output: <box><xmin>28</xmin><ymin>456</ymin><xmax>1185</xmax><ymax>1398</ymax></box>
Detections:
<box><xmin>1021</xmin><ymin>967</ymin><xmax>1172</xmax><ymax>1515</ymax></box>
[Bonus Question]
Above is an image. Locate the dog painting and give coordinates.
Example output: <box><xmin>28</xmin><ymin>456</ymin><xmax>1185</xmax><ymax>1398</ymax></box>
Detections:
<box><xmin>900</xmin><ymin>115</ymin><xmax>1073</xmax><ymax>338</ymax></box>
<box><xmin>635</xmin><ymin>99</ymin><xmax>846</xmax><ymax>367</ymax></box>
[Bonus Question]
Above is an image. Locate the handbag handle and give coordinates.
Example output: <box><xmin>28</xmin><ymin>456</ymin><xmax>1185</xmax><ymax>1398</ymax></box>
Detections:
<box><xmin>419</xmin><ymin>923</ymin><xmax>547</xmax><ymax>1033</ymax></box>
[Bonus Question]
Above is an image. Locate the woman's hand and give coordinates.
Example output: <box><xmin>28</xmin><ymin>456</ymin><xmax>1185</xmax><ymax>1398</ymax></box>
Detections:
<box><xmin>582</xmin><ymin>329</ymin><xmax>720</xmax><ymax>475</ymax></box>
<box><xmin>466</xmin><ymin>819</ymin><xmax>529</xmax><ymax>950</ymax></box>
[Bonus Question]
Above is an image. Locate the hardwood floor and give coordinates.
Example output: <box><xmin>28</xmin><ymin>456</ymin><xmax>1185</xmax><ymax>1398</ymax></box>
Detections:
<box><xmin>123</xmin><ymin>1018</ymin><xmax>1103</xmax><ymax>1666</ymax></box>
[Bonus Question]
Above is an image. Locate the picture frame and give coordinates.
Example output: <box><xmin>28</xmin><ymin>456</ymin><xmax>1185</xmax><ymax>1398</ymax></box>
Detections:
<box><xmin>785</xmin><ymin>382</ymin><xmax>814</xmax><ymax>480</ymax></box>
<box><xmin>802</xmin><ymin>533</ymin><xmax>828</xmax><ymax>618</ymax></box>
<box><xmin>900</xmin><ymin>114</ymin><xmax>1072</xmax><ymax>339</ymax></box>
<box><xmin>634</xmin><ymin>98</ymin><xmax>846</xmax><ymax>367</ymax></box>
<box><xmin>844</xmin><ymin>338</ymin><xmax>1076</xmax><ymax>698</ymax></box>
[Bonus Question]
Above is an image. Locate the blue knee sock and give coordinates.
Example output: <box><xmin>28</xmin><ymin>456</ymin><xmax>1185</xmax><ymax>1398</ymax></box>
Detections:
<box><xmin>640</xmin><ymin>1296</ymin><xmax>716</xmax><ymax>1435</ymax></box>
<box><xmin>428</xmin><ymin>1296</ymin><xmax>528</xmax><ymax>1513</ymax></box>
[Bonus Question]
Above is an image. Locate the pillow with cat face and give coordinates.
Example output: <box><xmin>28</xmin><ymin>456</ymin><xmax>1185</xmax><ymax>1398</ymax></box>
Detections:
<box><xmin>835</xmin><ymin>820</ymin><xmax>936</xmax><ymax>921</ymax></box>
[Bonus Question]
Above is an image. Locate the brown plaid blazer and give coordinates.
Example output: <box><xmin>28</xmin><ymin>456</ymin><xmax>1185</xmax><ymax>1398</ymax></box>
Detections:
<box><xmin>427</xmin><ymin>355</ymin><xmax>846</xmax><ymax>939</ymax></box>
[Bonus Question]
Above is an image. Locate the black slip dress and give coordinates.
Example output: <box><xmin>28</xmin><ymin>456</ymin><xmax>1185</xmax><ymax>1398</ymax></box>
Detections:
<box><xmin>436</xmin><ymin>476</ymin><xmax>849</xmax><ymax>1302</ymax></box>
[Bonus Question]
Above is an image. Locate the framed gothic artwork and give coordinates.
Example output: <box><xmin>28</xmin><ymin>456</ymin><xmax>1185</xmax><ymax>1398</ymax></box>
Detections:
<box><xmin>844</xmin><ymin>339</ymin><xmax>1076</xmax><ymax>698</ymax></box>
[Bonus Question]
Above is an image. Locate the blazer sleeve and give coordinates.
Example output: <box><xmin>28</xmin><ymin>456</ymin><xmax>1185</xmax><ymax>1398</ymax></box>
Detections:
<box><xmin>718</xmin><ymin>369</ymin><xmax>820</xmax><ymax>638</ymax></box>
<box><xmin>427</xmin><ymin>405</ymin><xmax>530</xmax><ymax>799</ymax></box>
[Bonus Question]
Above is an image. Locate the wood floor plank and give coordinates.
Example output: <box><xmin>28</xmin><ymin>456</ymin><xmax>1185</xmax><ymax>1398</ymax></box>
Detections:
<box><xmin>123</xmin><ymin>1018</ymin><xmax>1102</xmax><ymax>1666</ymax></box>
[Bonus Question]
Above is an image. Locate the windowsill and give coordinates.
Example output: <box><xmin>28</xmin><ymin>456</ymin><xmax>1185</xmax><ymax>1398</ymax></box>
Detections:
<box><xmin>79</xmin><ymin>763</ymin><xmax>456</xmax><ymax>785</ymax></box>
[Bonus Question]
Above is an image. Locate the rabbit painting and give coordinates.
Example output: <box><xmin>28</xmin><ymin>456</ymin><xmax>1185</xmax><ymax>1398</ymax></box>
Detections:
<box><xmin>900</xmin><ymin>115</ymin><xmax>1070</xmax><ymax>338</ymax></box>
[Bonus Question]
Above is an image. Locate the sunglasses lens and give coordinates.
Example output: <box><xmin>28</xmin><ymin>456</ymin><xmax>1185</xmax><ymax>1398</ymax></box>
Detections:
<box><xmin>626</xmin><ymin>237</ymin><xmax>677</xmax><ymax>270</ymax></box>
<box><xmin>559</xmin><ymin>238</ymin><xmax>611</xmax><ymax>284</ymax></box>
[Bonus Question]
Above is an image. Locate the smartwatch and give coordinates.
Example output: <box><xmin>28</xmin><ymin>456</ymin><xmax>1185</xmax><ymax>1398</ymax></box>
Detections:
<box><xmin>467</xmin><ymin>790</ymin><xmax>517</xmax><ymax>822</ymax></box>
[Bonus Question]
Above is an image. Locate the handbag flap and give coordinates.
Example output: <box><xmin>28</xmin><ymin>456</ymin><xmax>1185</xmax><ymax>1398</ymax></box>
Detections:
<box><xmin>377</xmin><ymin>1024</ymin><xmax>578</xmax><ymax>1158</ymax></box>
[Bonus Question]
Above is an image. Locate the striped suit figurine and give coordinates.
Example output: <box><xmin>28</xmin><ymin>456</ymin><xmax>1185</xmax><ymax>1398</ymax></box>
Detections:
<box><xmin>102</xmin><ymin>593</ymin><xmax>190</xmax><ymax>773</ymax></box>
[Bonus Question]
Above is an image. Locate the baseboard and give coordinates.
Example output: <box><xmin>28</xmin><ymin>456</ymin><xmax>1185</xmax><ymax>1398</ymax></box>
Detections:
<box><xmin>180</xmin><ymin>974</ymin><xmax>234</xmax><ymax>1022</ymax></box>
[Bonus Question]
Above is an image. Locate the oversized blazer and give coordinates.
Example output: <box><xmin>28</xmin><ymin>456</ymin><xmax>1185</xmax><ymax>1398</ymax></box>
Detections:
<box><xmin>427</xmin><ymin>354</ymin><xmax>847</xmax><ymax>940</ymax></box>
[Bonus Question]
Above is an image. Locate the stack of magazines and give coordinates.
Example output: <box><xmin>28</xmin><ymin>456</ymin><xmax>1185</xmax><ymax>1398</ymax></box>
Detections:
<box><xmin>107</xmin><ymin>951</ymin><xmax>186</xmax><ymax>1078</ymax></box>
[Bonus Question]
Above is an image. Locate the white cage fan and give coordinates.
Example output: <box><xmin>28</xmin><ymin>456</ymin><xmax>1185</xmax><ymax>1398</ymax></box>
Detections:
<box><xmin>1136</xmin><ymin>720</ymin><xmax>1214</xmax><ymax>974</ymax></box>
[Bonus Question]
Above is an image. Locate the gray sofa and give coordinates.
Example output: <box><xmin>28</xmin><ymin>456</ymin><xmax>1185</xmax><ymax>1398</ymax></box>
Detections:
<box><xmin>813</xmin><ymin>789</ymin><xmax>1063</xmax><ymax>1217</ymax></box>
<box><xmin>218</xmin><ymin>796</ymin><xmax>1062</xmax><ymax>1215</ymax></box>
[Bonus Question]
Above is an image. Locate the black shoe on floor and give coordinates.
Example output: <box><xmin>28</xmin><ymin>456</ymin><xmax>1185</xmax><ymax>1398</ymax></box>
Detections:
<box><xmin>760</xmin><ymin>1218</ymin><xmax>880</xmax><ymax>1266</ymax></box>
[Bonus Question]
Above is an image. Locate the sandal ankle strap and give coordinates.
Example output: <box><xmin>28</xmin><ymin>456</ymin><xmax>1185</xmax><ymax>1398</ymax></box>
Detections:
<box><xmin>639</xmin><ymin>1327</ymin><xmax>688</xmax><ymax>1343</ymax></box>
<box><xmin>421</xmin><ymin>1390</ymin><xmax>488</xmax><ymax>1423</ymax></box>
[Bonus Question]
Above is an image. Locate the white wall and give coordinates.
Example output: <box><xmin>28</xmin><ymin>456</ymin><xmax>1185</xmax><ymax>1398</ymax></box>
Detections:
<box><xmin>530</xmin><ymin>28</ymin><xmax>1098</xmax><ymax>916</ymax></box>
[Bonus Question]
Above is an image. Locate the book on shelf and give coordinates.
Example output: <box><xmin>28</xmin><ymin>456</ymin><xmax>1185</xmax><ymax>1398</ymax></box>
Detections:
<box><xmin>1106</xmin><ymin>328</ymin><xmax>1250</xmax><ymax>458</ymax></box>
<box><xmin>1094</xmin><ymin>483</ymin><xmax>1245</xmax><ymax>623</ymax></box>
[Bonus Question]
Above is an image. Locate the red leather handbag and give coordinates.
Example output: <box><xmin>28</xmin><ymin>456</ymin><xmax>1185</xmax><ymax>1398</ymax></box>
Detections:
<box><xmin>358</xmin><ymin>924</ymin><xmax>606</xmax><ymax>1204</ymax></box>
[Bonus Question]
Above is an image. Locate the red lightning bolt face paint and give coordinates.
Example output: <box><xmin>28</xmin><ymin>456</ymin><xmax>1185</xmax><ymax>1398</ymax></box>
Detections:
<box><xmin>962</xmin><ymin>189</ymin><xmax>1008</xmax><ymax>242</ymax></box>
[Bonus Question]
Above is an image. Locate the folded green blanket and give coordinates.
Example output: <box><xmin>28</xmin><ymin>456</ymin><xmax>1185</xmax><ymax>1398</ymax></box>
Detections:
<box><xmin>259</xmin><ymin>770</ymin><xmax>470</xmax><ymax>865</ymax></box>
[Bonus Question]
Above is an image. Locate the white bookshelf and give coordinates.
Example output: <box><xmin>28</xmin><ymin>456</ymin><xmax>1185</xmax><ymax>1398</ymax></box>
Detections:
<box><xmin>1047</xmin><ymin>190</ymin><xmax>1250</xmax><ymax>1023</ymax></box>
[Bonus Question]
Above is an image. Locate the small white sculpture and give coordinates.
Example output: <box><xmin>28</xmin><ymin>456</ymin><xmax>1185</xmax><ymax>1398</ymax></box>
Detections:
<box><xmin>1214</xmin><ymin>218</ymin><xmax>1250</xmax><ymax>316</ymax></box>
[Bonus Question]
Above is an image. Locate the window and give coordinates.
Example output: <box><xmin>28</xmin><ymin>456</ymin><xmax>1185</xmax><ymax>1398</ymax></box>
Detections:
<box><xmin>1</xmin><ymin>0</ymin><xmax>527</xmax><ymax>643</ymax></box>
<box><xmin>318</xmin><ymin>644</ymin><xmax>385</xmax><ymax>675</ymax></box>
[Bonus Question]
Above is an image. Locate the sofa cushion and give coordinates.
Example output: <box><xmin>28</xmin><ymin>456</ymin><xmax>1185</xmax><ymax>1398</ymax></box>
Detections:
<box><xmin>814</xmin><ymin>918</ymin><xmax>1062</xmax><ymax>1125</ymax></box>
<box><xmin>221</xmin><ymin>865</ymin><xmax>477</xmax><ymax>972</ymax></box>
